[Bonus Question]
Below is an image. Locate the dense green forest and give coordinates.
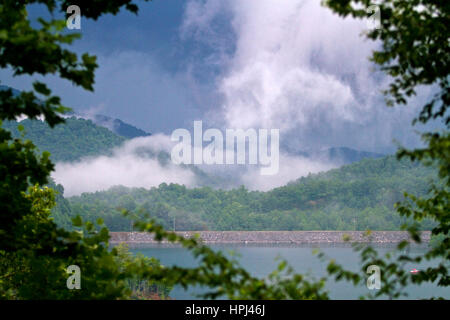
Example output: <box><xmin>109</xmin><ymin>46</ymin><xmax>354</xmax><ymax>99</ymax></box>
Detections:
<box><xmin>1</xmin><ymin>116</ymin><xmax>438</xmax><ymax>232</ymax></box>
<box><xmin>2</xmin><ymin>117</ymin><xmax>126</xmax><ymax>162</ymax></box>
<box><xmin>63</xmin><ymin>156</ymin><xmax>438</xmax><ymax>232</ymax></box>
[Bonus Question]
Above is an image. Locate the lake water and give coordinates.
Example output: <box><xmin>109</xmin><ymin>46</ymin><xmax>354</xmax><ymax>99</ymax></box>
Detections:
<box><xmin>130</xmin><ymin>243</ymin><xmax>449</xmax><ymax>300</ymax></box>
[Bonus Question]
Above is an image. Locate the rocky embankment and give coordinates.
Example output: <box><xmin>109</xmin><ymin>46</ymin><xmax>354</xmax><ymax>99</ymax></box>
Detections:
<box><xmin>110</xmin><ymin>231</ymin><xmax>430</xmax><ymax>244</ymax></box>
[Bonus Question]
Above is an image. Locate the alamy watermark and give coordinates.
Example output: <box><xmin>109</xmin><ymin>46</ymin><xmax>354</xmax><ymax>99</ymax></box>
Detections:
<box><xmin>171</xmin><ymin>121</ymin><xmax>279</xmax><ymax>175</ymax></box>
<box><xmin>366</xmin><ymin>265</ymin><xmax>381</xmax><ymax>290</ymax></box>
<box><xmin>66</xmin><ymin>5</ymin><xmax>81</xmax><ymax>30</ymax></box>
<box><xmin>66</xmin><ymin>264</ymin><xmax>81</xmax><ymax>290</ymax></box>
<box><xmin>366</xmin><ymin>2</ymin><xmax>382</xmax><ymax>31</ymax></box>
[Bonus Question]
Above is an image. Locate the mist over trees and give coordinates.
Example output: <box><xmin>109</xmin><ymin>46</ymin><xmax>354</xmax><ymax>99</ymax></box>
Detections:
<box><xmin>62</xmin><ymin>156</ymin><xmax>438</xmax><ymax>232</ymax></box>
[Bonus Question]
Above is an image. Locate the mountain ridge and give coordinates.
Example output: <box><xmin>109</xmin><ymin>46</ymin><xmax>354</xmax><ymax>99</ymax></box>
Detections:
<box><xmin>77</xmin><ymin>113</ymin><xmax>152</xmax><ymax>139</ymax></box>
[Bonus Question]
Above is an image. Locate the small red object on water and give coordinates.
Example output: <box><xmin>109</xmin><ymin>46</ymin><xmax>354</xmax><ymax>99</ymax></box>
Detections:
<box><xmin>410</xmin><ymin>268</ymin><xmax>419</xmax><ymax>274</ymax></box>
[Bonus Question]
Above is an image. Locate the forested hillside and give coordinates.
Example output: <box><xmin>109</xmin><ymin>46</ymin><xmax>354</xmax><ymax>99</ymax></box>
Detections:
<box><xmin>64</xmin><ymin>156</ymin><xmax>438</xmax><ymax>232</ymax></box>
<box><xmin>1</xmin><ymin>116</ymin><xmax>438</xmax><ymax>232</ymax></box>
<box><xmin>0</xmin><ymin>111</ymin><xmax>439</xmax><ymax>232</ymax></box>
<box><xmin>2</xmin><ymin>117</ymin><xmax>126</xmax><ymax>162</ymax></box>
<box><xmin>1</xmin><ymin>116</ymin><xmax>235</xmax><ymax>190</ymax></box>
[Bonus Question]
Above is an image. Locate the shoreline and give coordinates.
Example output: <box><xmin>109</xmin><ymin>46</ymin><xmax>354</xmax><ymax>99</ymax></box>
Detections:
<box><xmin>110</xmin><ymin>230</ymin><xmax>431</xmax><ymax>244</ymax></box>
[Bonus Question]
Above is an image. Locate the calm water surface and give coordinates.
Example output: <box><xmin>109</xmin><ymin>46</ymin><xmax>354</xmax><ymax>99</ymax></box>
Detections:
<box><xmin>130</xmin><ymin>243</ymin><xmax>449</xmax><ymax>300</ymax></box>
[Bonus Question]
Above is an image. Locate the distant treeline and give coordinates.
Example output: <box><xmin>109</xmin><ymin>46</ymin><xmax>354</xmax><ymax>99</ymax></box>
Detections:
<box><xmin>55</xmin><ymin>156</ymin><xmax>438</xmax><ymax>231</ymax></box>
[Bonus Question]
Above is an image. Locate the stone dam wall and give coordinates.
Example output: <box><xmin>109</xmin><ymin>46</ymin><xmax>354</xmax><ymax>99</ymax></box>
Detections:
<box><xmin>109</xmin><ymin>231</ymin><xmax>430</xmax><ymax>244</ymax></box>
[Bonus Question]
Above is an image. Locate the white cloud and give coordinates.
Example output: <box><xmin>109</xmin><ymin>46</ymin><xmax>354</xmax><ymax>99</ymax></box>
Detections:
<box><xmin>181</xmin><ymin>0</ymin><xmax>431</xmax><ymax>152</ymax></box>
<box><xmin>220</xmin><ymin>0</ymin><xmax>382</xmax><ymax>131</ymax></box>
<box><xmin>52</xmin><ymin>130</ymin><xmax>335</xmax><ymax>194</ymax></box>
<box><xmin>52</xmin><ymin>134</ymin><xmax>196</xmax><ymax>196</ymax></box>
<box><xmin>241</xmin><ymin>153</ymin><xmax>336</xmax><ymax>191</ymax></box>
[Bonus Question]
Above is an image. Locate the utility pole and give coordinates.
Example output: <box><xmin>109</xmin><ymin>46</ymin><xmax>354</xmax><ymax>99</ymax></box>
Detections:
<box><xmin>173</xmin><ymin>216</ymin><xmax>176</xmax><ymax>232</ymax></box>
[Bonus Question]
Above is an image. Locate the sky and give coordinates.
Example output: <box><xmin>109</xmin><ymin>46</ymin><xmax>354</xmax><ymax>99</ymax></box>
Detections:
<box><xmin>0</xmin><ymin>0</ymin><xmax>441</xmax><ymax>154</ymax></box>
